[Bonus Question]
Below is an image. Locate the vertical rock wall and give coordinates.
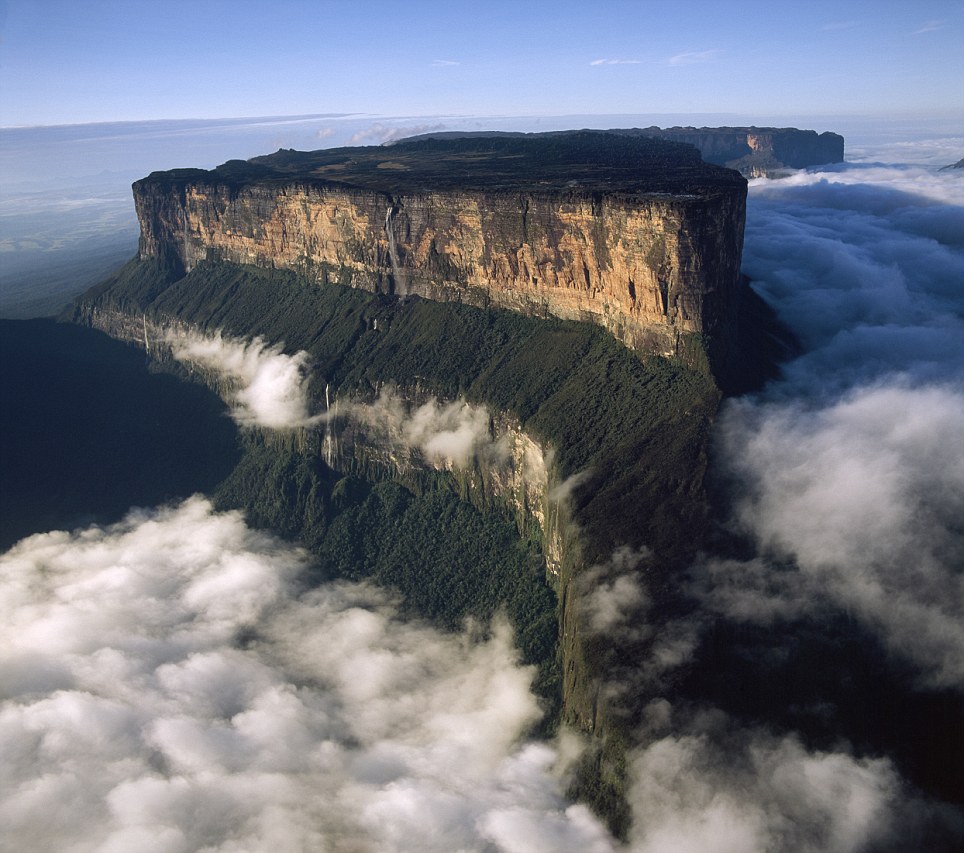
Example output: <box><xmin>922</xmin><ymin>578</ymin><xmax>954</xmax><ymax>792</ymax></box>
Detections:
<box><xmin>134</xmin><ymin>180</ymin><xmax>745</xmax><ymax>361</ymax></box>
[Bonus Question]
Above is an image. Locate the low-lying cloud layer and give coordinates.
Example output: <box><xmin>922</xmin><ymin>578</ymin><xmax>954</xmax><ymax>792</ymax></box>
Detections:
<box><xmin>626</xmin><ymin>712</ymin><xmax>905</xmax><ymax>853</ymax></box>
<box><xmin>714</xmin><ymin>383</ymin><xmax>964</xmax><ymax>688</ymax></box>
<box><xmin>0</xmin><ymin>498</ymin><xmax>614</xmax><ymax>852</ymax></box>
<box><xmin>2</xmin><ymin>501</ymin><xmax>933</xmax><ymax>852</ymax></box>
<box><xmin>708</xmin><ymin>143</ymin><xmax>964</xmax><ymax>690</ymax></box>
<box><xmin>169</xmin><ymin>331</ymin><xmax>321</xmax><ymax>430</ymax></box>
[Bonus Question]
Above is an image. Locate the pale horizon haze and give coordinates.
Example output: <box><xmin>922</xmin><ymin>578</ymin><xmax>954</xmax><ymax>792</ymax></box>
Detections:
<box><xmin>1</xmin><ymin>0</ymin><xmax>962</xmax><ymax>128</ymax></box>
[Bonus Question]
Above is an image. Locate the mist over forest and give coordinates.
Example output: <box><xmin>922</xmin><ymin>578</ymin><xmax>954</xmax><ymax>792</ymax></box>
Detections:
<box><xmin>1</xmin><ymin>117</ymin><xmax>962</xmax><ymax>851</ymax></box>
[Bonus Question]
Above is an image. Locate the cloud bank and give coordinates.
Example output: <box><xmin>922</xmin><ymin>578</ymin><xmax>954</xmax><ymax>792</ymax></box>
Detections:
<box><xmin>707</xmin><ymin>149</ymin><xmax>964</xmax><ymax>691</ymax></box>
<box><xmin>0</xmin><ymin>498</ymin><xmax>613</xmax><ymax>852</ymax></box>
<box><xmin>714</xmin><ymin>383</ymin><xmax>964</xmax><ymax>688</ymax></box>
<box><xmin>2</xmin><ymin>500</ymin><xmax>935</xmax><ymax>852</ymax></box>
<box><xmin>169</xmin><ymin>331</ymin><xmax>321</xmax><ymax>430</ymax></box>
<box><xmin>626</xmin><ymin>714</ymin><xmax>905</xmax><ymax>853</ymax></box>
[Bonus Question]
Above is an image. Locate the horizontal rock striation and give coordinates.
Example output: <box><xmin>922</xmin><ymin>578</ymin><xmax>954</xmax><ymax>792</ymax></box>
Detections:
<box><xmin>133</xmin><ymin>133</ymin><xmax>747</xmax><ymax>364</ymax></box>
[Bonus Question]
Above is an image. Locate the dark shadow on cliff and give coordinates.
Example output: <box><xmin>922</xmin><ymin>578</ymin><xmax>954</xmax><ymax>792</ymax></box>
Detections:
<box><xmin>711</xmin><ymin>278</ymin><xmax>800</xmax><ymax>397</ymax></box>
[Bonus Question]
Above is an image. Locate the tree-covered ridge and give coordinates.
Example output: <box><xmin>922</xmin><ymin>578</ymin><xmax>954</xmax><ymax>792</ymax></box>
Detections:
<box><xmin>215</xmin><ymin>439</ymin><xmax>560</xmax><ymax>722</ymax></box>
<box><xmin>80</xmin><ymin>257</ymin><xmax>719</xmax><ymax>566</ymax></box>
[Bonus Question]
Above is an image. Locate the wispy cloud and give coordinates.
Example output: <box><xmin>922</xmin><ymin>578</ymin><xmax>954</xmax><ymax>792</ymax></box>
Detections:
<box><xmin>349</xmin><ymin>121</ymin><xmax>447</xmax><ymax>145</ymax></box>
<box><xmin>167</xmin><ymin>330</ymin><xmax>321</xmax><ymax>430</ymax></box>
<box><xmin>668</xmin><ymin>49</ymin><xmax>721</xmax><ymax>66</ymax></box>
<box><xmin>821</xmin><ymin>20</ymin><xmax>859</xmax><ymax>31</ymax></box>
<box><xmin>432</xmin><ymin>59</ymin><xmax>460</xmax><ymax>67</ymax></box>
<box><xmin>589</xmin><ymin>58</ymin><xmax>640</xmax><ymax>66</ymax></box>
<box><xmin>913</xmin><ymin>19</ymin><xmax>944</xmax><ymax>34</ymax></box>
<box><xmin>345</xmin><ymin>388</ymin><xmax>511</xmax><ymax>469</ymax></box>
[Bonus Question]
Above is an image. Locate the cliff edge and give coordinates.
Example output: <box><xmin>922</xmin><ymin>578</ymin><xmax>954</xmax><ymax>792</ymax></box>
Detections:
<box><xmin>404</xmin><ymin>126</ymin><xmax>846</xmax><ymax>178</ymax></box>
<box><xmin>133</xmin><ymin>133</ymin><xmax>747</xmax><ymax>369</ymax></box>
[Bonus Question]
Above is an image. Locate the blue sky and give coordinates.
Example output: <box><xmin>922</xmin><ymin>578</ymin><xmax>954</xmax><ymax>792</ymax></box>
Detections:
<box><xmin>1</xmin><ymin>0</ymin><xmax>962</xmax><ymax>127</ymax></box>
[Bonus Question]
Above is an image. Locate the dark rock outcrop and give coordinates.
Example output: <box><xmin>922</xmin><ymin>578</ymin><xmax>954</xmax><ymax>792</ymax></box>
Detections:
<box><xmin>637</xmin><ymin>126</ymin><xmax>845</xmax><ymax>176</ymax></box>
<box><xmin>402</xmin><ymin>126</ymin><xmax>846</xmax><ymax>178</ymax></box>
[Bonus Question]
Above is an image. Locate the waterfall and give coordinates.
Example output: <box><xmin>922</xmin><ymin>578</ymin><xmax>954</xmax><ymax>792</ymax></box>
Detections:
<box><xmin>384</xmin><ymin>204</ymin><xmax>407</xmax><ymax>297</ymax></box>
<box><xmin>181</xmin><ymin>207</ymin><xmax>191</xmax><ymax>271</ymax></box>
<box><xmin>324</xmin><ymin>383</ymin><xmax>333</xmax><ymax>467</ymax></box>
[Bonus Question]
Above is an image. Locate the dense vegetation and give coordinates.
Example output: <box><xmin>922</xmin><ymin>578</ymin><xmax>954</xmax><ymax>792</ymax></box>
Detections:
<box><xmin>215</xmin><ymin>437</ymin><xmax>560</xmax><ymax>718</ymax></box>
<box><xmin>81</xmin><ymin>257</ymin><xmax>720</xmax><ymax>566</ymax></box>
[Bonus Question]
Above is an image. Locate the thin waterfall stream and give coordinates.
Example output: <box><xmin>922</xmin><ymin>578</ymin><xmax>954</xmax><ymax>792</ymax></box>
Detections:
<box><xmin>384</xmin><ymin>203</ymin><xmax>408</xmax><ymax>297</ymax></box>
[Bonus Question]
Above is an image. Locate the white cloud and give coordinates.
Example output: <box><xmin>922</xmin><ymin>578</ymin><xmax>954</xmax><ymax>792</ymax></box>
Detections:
<box><xmin>547</xmin><ymin>468</ymin><xmax>592</xmax><ymax>503</ymax></box>
<box><xmin>0</xmin><ymin>499</ymin><xmax>614</xmax><ymax>852</ymax></box>
<box><xmin>627</xmin><ymin>716</ymin><xmax>903</xmax><ymax>853</ymax></box>
<box><xmin>432</xmin><ymin>59</ymin><xmax>460</xmax><ymax>67</ymax></box>
<box><xmin>345</xmin><ymin>387</ymin><xmax>510</xmax><ymax>469</ymax></box>
<box><xmin>168</xmin><ymin>330</ymin><xmax>322</xmax><ymax>430</ymax></box>
<box><xmin>704</xmin><ymin>149</ymin><xmax>964</xmax><ymax>690</ymax></box>
<box><xmin>349</xmin><ymin>122</ymin><xmax>447</xmax><ymax>145</ymax></box>
<box><xmin>913</xmin><ymin>19</ymin><xmax>944</xmax><ymax>34</ymax></box>
<box><xmin>667</xmin><ymin>50</ymin><xmax>721</xmax><ymax>66</ymax></box>
<box><xmin>579</xmin><ymin>547</ymin><xmax>651</xmax><ymax>636</ymax></box>
<box><xmin>714</xmin><ymin>383</ymin><xmax>964</xmax><ymax>689</ymax></box>
<box><xmin>590</xmin><ymin>59</ymin><xmax>640</xmax><ymax>66</ymax></box>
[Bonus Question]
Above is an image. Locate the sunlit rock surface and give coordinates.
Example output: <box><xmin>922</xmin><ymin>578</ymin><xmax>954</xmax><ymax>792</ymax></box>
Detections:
<box><xmin>133</xmin><ymin>133</ymin><xmax>747</xmax><ymax>363</ymax></box>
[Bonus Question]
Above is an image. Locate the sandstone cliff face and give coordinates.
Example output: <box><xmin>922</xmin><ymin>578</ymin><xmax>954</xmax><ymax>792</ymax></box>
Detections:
<box><xmin>135</xmin><ymin>182</ymin><xmax>745</xmax><ymax>360</ymax></box>
<box><xmin>133</xmin><ymin>134</ymin><xmax>746</xmax><ymax>363</ymax></box>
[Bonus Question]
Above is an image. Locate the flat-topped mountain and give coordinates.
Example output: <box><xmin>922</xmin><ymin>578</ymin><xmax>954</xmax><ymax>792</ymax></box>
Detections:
<box><xmin>133</xmin><ymin>132</ymin><xmax>748</xmax><ymax>370</ymax></box>
<box><xmin>73</xmin><ymin>130</ymin><xmax>796</xmax><ymax>835</ymax></box>
<box><xmin>400</xmin><ymin>126</ymin><xmax>845</xmax><ymax>177</ymax></box>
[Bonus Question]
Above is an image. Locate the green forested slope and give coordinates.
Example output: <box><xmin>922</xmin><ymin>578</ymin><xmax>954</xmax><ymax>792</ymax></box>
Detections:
<box><xmin>81</xmin><ymin>258</ymin><xmax>719</xmax><ymax>565</ymax></box>
<box><xmin>75</xmin><ymin>257</ymin><xmax>722</xmax><ymax>835</ymax></box>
